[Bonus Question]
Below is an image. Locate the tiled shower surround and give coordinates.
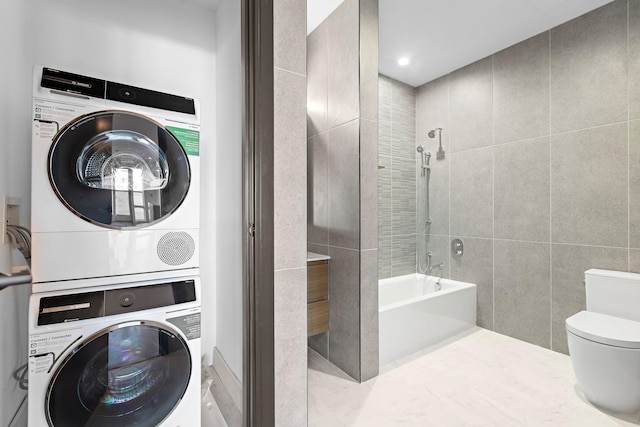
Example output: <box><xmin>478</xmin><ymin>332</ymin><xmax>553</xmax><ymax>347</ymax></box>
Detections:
<box><xmin>378</xmin><ymin>75</ymin><xmax>417</xmax><ymax>279</ymax></box>
<box><xmin>380</xmin><ymin>0</ymin><xmax>640</xmax><ymax>354</ymax></box>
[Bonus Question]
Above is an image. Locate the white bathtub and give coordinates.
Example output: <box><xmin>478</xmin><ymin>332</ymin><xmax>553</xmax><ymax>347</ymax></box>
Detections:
<box><xmin>379</xmin><ymin>273</ymin><xmax>477</xmax><ymax>367</ymax></box>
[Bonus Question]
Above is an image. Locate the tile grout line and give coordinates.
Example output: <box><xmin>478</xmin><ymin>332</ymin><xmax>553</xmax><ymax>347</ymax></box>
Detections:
<box><xmin>548</xmin><ymin>29</ymin><xmax>554</xmax><ymax>350</ymax></box>
<box><xmin>415</xmin><ymin>116</ymin><xmax>420</xmax><ymax>270</ymax></box>
<box><xmin>447</xmin><ymin>73</ymin><xmax>452</xmax><ymax>284</ymax></box>
<box><xmin>390</xmin><ymin>79</ymin><xmax>394</xmax><ymax>276</ymax></box>
<box><xmin>273</xmin><ymin>66</ymin><xmax>306</xmax><ymax>78</ymax></box>
<box><xmin>491</xmin><ymin>54</ymin><xmax>496</xmax><ymax>331</ymax></box>
<box><xmin>421</xmin><ymin>235</ymin><xmax>635</xmax><ymax>251</ymax></box>
<box><xmin>414</xmin><ymin>84</ymin><xmax>419</xmax><ymax>275</ymax></box>
<box><xmin>324</xmin><ymin>27</ymin><xmax>331</xmax><ymax>255</ymax></box>
<box><xmin>628</xmin><ymin>0</ymin><xmax>631</xmax><ymax>272</ymax></box>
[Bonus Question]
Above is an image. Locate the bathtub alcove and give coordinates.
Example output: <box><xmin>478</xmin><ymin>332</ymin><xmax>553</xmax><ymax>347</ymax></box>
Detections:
<box><xmin>379</xmin><ymin>273</ymin><xmax>476</xmax><ymax>367</ymax></box>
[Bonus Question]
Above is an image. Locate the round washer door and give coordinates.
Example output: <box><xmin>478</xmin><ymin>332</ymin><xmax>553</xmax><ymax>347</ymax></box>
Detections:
<box><xmin>48</xmin><ymin>110</ymin><xmax>190</xmax><ymax>229</ymax></box>
<box><xmin>46</xmin><ymin>322</ymin><xmax>192</xmax><ymax>427</ymax></box>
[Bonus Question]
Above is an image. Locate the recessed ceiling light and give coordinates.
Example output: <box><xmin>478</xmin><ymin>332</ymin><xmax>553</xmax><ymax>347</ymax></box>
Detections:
<box><xmin>398</xmin><ymin>57</ymin><xmax>410</xmax><ymax>66</ymax></box>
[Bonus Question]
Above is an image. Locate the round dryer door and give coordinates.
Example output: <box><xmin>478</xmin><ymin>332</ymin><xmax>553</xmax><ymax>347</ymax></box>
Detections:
<box><xmin>46</xmin><ymin>322</ymin><xmax>192</xmax><ymax>427</ymax></box>
<box><xmin>48</xmin><ymin>110</ymin><xmax>190</xmax><ymax>229</ymax></box>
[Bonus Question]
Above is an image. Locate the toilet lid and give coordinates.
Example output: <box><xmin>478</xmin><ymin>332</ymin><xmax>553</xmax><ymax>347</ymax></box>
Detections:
<box><xmin>566</xmin><ymin>311</ymin><xmax>640</xmax><ymax>349</ymax></box>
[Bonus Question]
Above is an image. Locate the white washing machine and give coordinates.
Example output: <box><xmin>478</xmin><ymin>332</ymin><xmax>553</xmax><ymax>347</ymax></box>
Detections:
<box><xmin>28</xmin><ymin>275</ymin><xmax>201</xmax><ymax>427</ymax></box>
<box><xmin>31</xmin><ymin>66</ymin><xmax>201</xmax><ymax>289</ymax></box>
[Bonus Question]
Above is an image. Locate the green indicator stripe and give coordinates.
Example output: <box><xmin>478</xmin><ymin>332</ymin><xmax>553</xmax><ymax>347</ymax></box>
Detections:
<box><xmin>167</xmin><ymin>126</ymin><xmax>200</xmax><ymax>156</ymax></box>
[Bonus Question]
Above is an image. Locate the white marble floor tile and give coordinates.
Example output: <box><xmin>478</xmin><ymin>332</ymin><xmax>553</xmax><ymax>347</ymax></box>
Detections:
<box><xmin>308</xmin><ymin>328</ymin><xmax>640</xmax><ymax>426</ymax></box>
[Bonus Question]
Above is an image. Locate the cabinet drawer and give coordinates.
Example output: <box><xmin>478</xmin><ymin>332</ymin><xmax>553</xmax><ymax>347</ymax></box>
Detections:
<box><xmin>307</xmin><ymin>261</ymin><xmax>328</xmax><ymax>303</ymax></box>
<box><xmin>307</xmin><ymin>300</ymin><xmax>329</xmax><ymax>337</ymax></box>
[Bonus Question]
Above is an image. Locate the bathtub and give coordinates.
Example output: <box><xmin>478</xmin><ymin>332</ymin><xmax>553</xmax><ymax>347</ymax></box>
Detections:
<box><xmin>379</xmin><ymin>273</ymin><xmax>476</xmax><ymax>367</ymax></box>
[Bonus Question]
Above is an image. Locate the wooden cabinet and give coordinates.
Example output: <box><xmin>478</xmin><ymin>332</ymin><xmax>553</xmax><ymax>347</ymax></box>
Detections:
<box><xmin>307</xmin><ymin>260</ymin><xmax>329</xmax><ymax>337</ymax></box>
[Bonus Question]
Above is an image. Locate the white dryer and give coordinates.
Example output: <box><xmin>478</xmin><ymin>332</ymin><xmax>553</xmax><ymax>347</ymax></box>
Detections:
<box><xmin>28</xmin><ymin>275</ymin><xmax>201</xmax><ymax>427</ymax></box>
<box><xmin>31</xmin><ymin>66</ymin><xmax>201</xmax><ymax>289</ymax></box>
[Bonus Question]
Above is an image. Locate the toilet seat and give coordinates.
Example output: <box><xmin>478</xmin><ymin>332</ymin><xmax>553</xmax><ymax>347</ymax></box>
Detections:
<box><xmin>566</xmin><ymin>311</ymin><xmax>640</xmax><ymax>349</ymax></box>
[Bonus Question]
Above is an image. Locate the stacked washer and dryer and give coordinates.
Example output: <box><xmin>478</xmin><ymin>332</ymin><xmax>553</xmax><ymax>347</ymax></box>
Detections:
<box><xmin>28</xmin><ymin>67</ymin><xmax>202</xmax><ymax>427</ymax></box>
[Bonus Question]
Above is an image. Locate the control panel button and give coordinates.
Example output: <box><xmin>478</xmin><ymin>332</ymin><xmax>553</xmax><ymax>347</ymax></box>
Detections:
<box><xmin>118</xmin><ymin>292</ymin><xmax>135</xmax><ymax>308</ymax></box>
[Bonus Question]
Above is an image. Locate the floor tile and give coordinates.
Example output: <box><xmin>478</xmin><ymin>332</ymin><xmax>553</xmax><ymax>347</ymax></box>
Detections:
<box><xmin>308</xmin><ymin>329</ymin><xmax>640</xmax><ymax>426</ymax></box>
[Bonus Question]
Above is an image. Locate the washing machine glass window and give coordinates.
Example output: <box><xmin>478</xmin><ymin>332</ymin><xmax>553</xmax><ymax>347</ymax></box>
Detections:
<box><xmin>48</xmin><ymin>110</ymin><xmax>191</xmax><ymax>229</ymax></box>
<box><xmin>46</xmin><ymin>322</ymin><xmax>191</xmax><ymax>427</ymax></box>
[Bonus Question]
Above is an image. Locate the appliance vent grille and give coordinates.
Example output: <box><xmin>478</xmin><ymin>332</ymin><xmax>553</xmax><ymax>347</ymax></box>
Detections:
<box><xmin>157</xmin><ymin>232</ymin><xmax>195</xmax><ymax>265</ymax></box>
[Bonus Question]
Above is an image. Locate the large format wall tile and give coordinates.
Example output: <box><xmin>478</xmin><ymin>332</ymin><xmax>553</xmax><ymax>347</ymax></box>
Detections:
<box><xmin>274</xmin><ymin>0</ymin><xmax>306</xmax><ymax>75</ymax></box>
<box><xmin>631</xmin><ymin>0</ymin><xmax>640</xmax><ymax>120</ymax></box>
<box><xmin>274</xmin><ymin>0</ymin><xmax>307</xmax><ymax>419</ymax></box>
<box><xmin>493</xmin><ymin>32</ymin><xmax>550</xmax><ymax>145</ymax></box>
<box><xmin>551</xmin><ymin>244</ymin><xmax>628</xmax><ymax>354</ymax></box>
<box><xmin>629</xmin><ymin>120</ymin><xmax>640</xmax><ymax>247</ymax></box>
<box><xmin>274</xmin><ymin>267</ymin><xmax>308</xmax><ymax>427</ymax></box>
<box><xmin>423</xmin><ymin>154</ymin><xmax>449</xmax><ymax>236</ymax></box>
<box><xmin>416</xmin><ymin>75</ymin><xmax>450</xmax><ymax>156</ymax></box>
<box><xmin>449</xmin><ymin>57</ymin><xmax>493</xmax><ymax>152</ymax></box>
<box><xmin>420</xmin><ymin>234</ymin><xmax>450</xmax><ymax>279</ymax></box>
<box><xmin>359</xmin><ymin>0</ymin><xmax>378</xmax><ymax>123</ymax></box>
<box><xmin>307</xmin><ymin>23</ymin><xmax>328</xmax><ymax>137</ymax></box>
<box><xmin>361</xmin><ymin>118</ymin><xmax>378</xmax><ymax>250</ymax></box>
<box><xmin>551</xmin><ymin>124</ymin><xmax>628</xmax><ymax>247</ymax></box>
<box><xmin>327</xmin><ymin>246</ymin><xmax>361</xmax><ymax>380</ymax></box>
<box><xmin>308</xmin><ymin>132</ymin><xmax>329</xmax><ymax>246</ymax></box>
<box><xmin>308</xmin><ymin>332</ymin><xmax>328</xmax><ymax>359</ymax></box>
<box><xmin>274</xmin><ymin>69</ymin><xmax>307</xmax><ymax>270</ymax></box>
<box><xmin>450</xmin><ymin>147</ymin><xmax>493</xmax><ymax>238</ymax></box>
<box><xmin>631</xmin><ymin>249</ymin><xmax>640</xmax><ymax>273</ymax></box>
<box><xmin>308</xmin><ymin>0</ymin><xmax>379</xmax><ymax>386</ymax></box>
<box><xmin>550</xmin><ymin>0</ymin><xmax>628</xmax><ymax>134</ymax></box>
<box><xmin>328</xmin><ymin>120</ymin><xmax>361</xmax><ymax>249</ymax></box>
<box><xmin>450</xmin><ymin>237</ymin><xmax>494</xmax><ymax>329</ymax></box>
<box><xmin>327</xmin><ymin>0</ymin><xmax>360</xmax><ymax>128</ymax></box>
<box><xmin>360</xmin><ymin>249</ymin><xmax>379</xmax><ymax>381</ymax></box>
<box><xmin>494</xmin><ymin>137</ymin><xmax>550</xmax><ymax>242</ymax></box>
<box><xmin>494</xmin><ymin>240</ymin><xmax>551</xmax><ymax>348</ymax></box>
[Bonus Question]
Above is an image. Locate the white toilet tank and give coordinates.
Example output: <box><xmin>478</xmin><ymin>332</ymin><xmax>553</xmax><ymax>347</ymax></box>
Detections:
<box><xmin>585</xmin><ymin>269</ymin><xmax>640</xmax><ymax>322</ymax></box>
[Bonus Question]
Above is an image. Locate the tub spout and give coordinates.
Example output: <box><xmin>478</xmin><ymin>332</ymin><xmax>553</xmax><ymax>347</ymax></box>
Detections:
<box><xmin>428</xmin><ymin>263</ymin><xmax>445</xmax><ymax>274</ymax></box>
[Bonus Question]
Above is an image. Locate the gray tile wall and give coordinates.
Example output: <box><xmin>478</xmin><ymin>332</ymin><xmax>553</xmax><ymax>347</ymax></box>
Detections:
<box><xmin>273</xmin><ymin>0</ymin><xmax>307</xmax><ymax>424</ymax></box>
<box><xmin>307</xmin><ymin>0</ymin><xmax>379</xmax><ymax>381</ymax></box>
<box><xmin>378</xmin><ymin>75</ymin><xmax>417</xmax><ymax>278</ymax></box>
<box><xmin>413</xmin><ymin>0</ymin><xmax>639</xmax><ymax>354</ymax></box>
<box><xmin>359</xmin><ymin>0</ymin><xmax>379</xmax><ymax>382</ymax></box>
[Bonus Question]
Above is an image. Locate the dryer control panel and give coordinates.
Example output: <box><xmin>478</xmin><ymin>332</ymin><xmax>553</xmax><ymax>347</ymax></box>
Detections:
<box><xmin>41</xmin><ymin>67</ymin><xmax>196</xmax><ymax>115</ymax></box>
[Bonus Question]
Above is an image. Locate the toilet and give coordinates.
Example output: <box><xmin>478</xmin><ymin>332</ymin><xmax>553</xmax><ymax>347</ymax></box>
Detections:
<box><xmin>566</xmin><ymin>269</ymin><xmax>640</xmax><ymax>414</ymax></box>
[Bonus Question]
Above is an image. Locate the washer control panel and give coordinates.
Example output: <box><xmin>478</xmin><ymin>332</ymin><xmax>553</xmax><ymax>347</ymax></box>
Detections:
<box><xmin>37</xmin><ymin>279</ymin><xmax>196</xmax><ymax>325</ymax></box>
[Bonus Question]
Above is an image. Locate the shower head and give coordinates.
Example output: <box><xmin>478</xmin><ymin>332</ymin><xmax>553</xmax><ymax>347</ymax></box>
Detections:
<box><xmin>428</xmin><ymin>128</ymin><xmax>443</xmax><ymax>138</ymax></box>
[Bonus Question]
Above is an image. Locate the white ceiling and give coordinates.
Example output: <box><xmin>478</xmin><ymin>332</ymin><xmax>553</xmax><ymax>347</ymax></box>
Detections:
<box><xmin>380</xmin><ymin>0</ymin><xmax>613</xmax><ymax>87</ymax></box>
<box><xmin>308</xmin><ymin>0</ymin><xmax>345</xmax><ymax>34</ymax></box>
<box><xmin>190</xmin><ymin>0</ymin><xmax>614</xmax><ymax>88</ymax></box>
